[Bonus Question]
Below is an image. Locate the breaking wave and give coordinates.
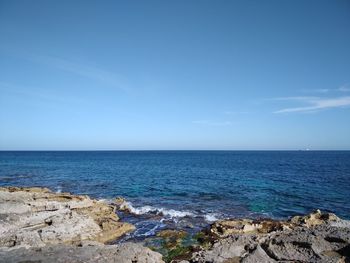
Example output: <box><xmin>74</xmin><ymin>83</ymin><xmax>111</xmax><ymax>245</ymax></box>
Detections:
<box><xmin>204</xmin><ymin>213</ymin><xmax>220</xmax><ymax>222</ymax></box>
<box><xmin>126</xmin><ymin>202</ymin><xmax>195</xmax><ymax>218</ymax></box>
<box><xmin>124</xmin><ymin>201</ymin><xmax>223</xmax><ymax>223</ymax></box>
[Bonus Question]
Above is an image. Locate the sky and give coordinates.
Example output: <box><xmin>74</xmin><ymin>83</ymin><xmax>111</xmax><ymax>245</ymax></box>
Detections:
<box><xmin>0</xmin><ymin>0</ymin><xmax>350</xmax><ymax>150</ymax></box>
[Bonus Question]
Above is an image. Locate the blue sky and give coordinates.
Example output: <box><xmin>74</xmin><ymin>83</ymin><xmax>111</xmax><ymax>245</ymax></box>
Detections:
<box><xmin>0</xmin><ymin>0</ymin><xmax>350</xmax><ymax>150</ymax></box>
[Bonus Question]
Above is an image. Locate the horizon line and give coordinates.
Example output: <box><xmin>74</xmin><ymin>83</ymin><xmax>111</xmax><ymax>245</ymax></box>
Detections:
<box><xmin>1</xmin><ymin>149</ymin><xmax>350</xmax><ymax>152</ymax></box>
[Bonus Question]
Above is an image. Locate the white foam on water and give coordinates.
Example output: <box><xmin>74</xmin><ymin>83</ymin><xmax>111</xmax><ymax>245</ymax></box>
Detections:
<box><xmin>98</xmin><ymin>197</ymin><xmax>226</xmax><ymax>227</ymax></box>
<box><xmin>159</xmin><ymin>208</ymin><xmax>194</xmax><ymax>218</ymax></box>
<box><xmin>127</xmin><ymin>203</ymin><xmax>154</xmax><ymax>215</ymax></box>
<box><xmin>55</xmin><ymin>186</ymin><xmax>62</xmax><ymax>193</ymax></box>
<box><xmin>138</xmin><ymin>223</ymin><xmax>161</xmax><ymax>237</ymax></box>
<box><xmin>126</xmin><ymin>202</ymin><xmax>195</xmax><ymax>218</ymax></box>
<box><xmin>204</xmin><ymin>213</ymin><xmax>220</xmax><ymax>222</ymax></box>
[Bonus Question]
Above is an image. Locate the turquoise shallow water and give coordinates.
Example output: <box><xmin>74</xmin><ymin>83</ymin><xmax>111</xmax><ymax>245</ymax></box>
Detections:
<box><xmin>1</xmin><ymin>151</ymin><xmax>350</xmax><ymax>239</ymax></box>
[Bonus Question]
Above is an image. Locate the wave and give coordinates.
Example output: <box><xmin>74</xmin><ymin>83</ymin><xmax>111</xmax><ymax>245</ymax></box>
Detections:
<box><xmin>125</xmin><ymin>201</ymin><xmax>223</xmax><ymax>223</ymax></box>
<box><xmin>126</xmin><ymin>202</ymin><xmax>195</xmax><ymax>218</ymax></box>
<box><xmin>101</xmin><ymin>198</ymin><xmax>224</xmax><ymax>224</ymax></box>
<box><xmin>204</xmin><ymin>213</ymin><xmax>220</xmax><ymax>222</ymax></box>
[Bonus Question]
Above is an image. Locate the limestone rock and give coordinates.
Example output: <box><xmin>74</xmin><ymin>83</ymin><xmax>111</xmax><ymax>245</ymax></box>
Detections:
<box><xmin>113</xmin><ymin>196</ymin><xmax>132</xmax><ymax>212</ymax></box>
<box><xmin>241</xmin><ymin>245</ymin><xmax>276</xmax><ymax>263</ymax></box>
<box><xmin>290</xmin><ymin>209</ymin><xmax>342</xmax><ymax>227</ymax></box>
<box><xmin>0</xmin><ymin>242</ymin><xmax>164</xmax><ymax>263</ymax></box>
<box><xmin>191</xmin><ymin>235</ymin><xmax>257</xmax><ymax>263</ymax></box>
<box><xmin>0</xmin><ymin>187</ymin><xmax>135</xmax><ymax>248</ymax></box>
<box><xmin>2</xmin><ymin>188</ymin><xmax>349</xmax><ymax>263</ymax></box>
<box><xmin>210</xmin><ymin>218</ymin><xmax>290</xmax><ymax>238</ymax></box>
<box><xmin>191</xmin><ymin>211</ymin><xmax>350</xmax><ymax>263</ymax></box>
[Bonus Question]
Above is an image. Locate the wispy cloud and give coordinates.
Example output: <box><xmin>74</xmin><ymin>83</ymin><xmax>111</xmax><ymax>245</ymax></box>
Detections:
<box><xmin>30</xmin><ymin>55</ymin><xmax>129</xmax><ymax>91</ymax></box>
<box><xmin>301</xmin><ymin>85</ymin><xmax>350</xmax><ymax>94</ymax></box>
<box><xmin>223</xmin><ymin>111</ymin><xmax>249</xmax><ymax>115</ymax></box>
<box><xmin>192</xmin><ymin>120</ymin><xmax>232</xmax><ymax>126</ymax></box>
<box><xmin>338</xmin><ymin>85</ymin><xmax>350</xmax><ymax>92</ymax></box>
<box><xmin>272</xmin><ymin>96</ymin><xmax>319</xmax><ymax>101</ymax></box>
<box><xmin>301</xmin><ymin>88</ymin><xmax>330</xmax><ymax>94</ymax></box>
<box><xmin>0</xmin><ymin>47</ymin><xmax>127</xmax><ymax>90</ymax></box>
<box><xmin>274</xmin><ymin>96</ymin><xmax>350</xmax><ymax>113</ymax></box>
<box><xmin>0</xmin><ymin>81</ymin><xmax>85</xmax><ymax>105</ymax></box>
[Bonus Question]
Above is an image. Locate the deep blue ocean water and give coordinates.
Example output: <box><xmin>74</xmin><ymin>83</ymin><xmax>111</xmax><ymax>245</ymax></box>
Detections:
<box><xmin>1</xmin><ymin>151</ymin><xmax>350</xmax><ymax>239</ymax></box>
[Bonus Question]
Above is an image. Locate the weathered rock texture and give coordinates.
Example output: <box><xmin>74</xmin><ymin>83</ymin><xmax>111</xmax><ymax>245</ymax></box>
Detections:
<box><xmin>0</xmin><ymin>186</ymin><xmax>135</xmax><ymax>247</ymax></box>
<box><xmin>189</xmin><ymin>210</ymin><xmax>350</xmax><ymax>263</ymax></box>
<box><xmin>0</xmin><ymin>187</ymin><xmax>165</xmax><ymax>262</ymax></box>
<box><xmin>0</xmin><ymin>242</ymin><xmax>164</xmax><ymax>263</ymax></box>
<box><xmin>1</xmin><ymin>187</ymin><xmax>349</xmax><ymax>263</ymax></box>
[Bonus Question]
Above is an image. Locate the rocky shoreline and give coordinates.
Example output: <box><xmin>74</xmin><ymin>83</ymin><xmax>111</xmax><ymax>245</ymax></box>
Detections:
<box><xmin>0</xmin><ymin>187</ymin><xmax>349</xmax><ymax>263</ymax></box>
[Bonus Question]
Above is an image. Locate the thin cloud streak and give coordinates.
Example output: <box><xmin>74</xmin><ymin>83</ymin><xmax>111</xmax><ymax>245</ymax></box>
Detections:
<box><xmin>301</xmin><ymin>88</ymin><xmax>329</xmax><ymax>94</ymax></box>
<box><xmin>31</xmin><ymin>55</ymin><xmax>129</xmax><ymax>91</ymax></box>
<box><xmin>223</xmin><ymin>111</ymin><xmax>249</xmax><ymax>115</ymax></box>
<box><xmin>192</xmin><ymin>120</ymin><xmax>232</xmax><ymax>126</ymax></box>
<box><xmin>274</xmin><ymin>96</ymin><xmax>350</xmax><ymax>113</ymax></box>
<box><xmin>271</xmin><ymin>96</ymin><xmax>319</xmax><ymax>101</ymax></box>
<box><xmin>0</xmin><ymin>81</ymin><xmax>86</xmax><ymax>105</ymax></box>
<box><xmin>301</xmin><ymin>85</ymin><xmax>350</xmax><ymax>94</ymax></box>
<box><xmin>338</xmin><ymin>85</ymin><xmax>350</xmax><ymax>92</ymax></box>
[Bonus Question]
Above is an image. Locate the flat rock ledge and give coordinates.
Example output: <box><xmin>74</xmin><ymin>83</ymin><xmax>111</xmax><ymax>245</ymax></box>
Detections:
<box><xmin>0</xmin><ymin>187</ymin><xmax>164</xmax><ymax>263</ymax></box>
<box><xmin>0</xmin><ymin>243</ymin><xmax>164</xmax><ymax>263</ymax></box>
<box><xmin>0</xmin><ymin>186</ymin><xmax>135</xmax><ymax>247</ymax></box>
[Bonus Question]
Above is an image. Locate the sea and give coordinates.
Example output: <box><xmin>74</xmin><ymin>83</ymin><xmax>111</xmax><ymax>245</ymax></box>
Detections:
<box><xmin>1</xmin><ymin>151</ymin><xmax>350</xmax><ymax>241</ymax></box>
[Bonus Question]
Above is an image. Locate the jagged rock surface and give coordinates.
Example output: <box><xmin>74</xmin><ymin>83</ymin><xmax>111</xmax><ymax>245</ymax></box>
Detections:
<box><xmin>0</xmin><ymin>242</ymin><xmax>164</xmax><ymax>263</ymax></box>
<box><xmin>0</xmin><ymin>187</ymin><xmax>135</xmax><ymax>247</ymax></box>
<box><xmin>1</xmin><ymin>187</ymin><xmax>350</xmax><ymax>263</ymax></box>
<box><xmin>190</xmin><ymin>210</ymin><xmax>350</xmax><ymax>263</ymax></box>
